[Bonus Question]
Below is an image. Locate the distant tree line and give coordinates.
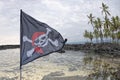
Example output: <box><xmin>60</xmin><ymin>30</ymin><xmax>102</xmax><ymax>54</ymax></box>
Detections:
<box><xmin>84</xmin><ymin>3</ymin><xmax>120</xmax><ymax>43</ymax></box>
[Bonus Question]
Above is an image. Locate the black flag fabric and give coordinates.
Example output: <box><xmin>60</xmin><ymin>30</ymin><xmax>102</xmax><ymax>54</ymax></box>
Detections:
<box><xmin>20</xmin><ymin>10</ymin><xmax>66</xmax><ymax>66</ymax></box>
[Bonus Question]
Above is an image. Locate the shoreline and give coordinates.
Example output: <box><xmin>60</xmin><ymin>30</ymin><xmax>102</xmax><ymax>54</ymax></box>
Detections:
<box><xmin>0</xmin><ymin>45</ymin><xmax>19</xmax><ymax>50</ymax></box>
<box><xmin>0</xmin><ymin>43</ymin><xmax>120</xmax><ymax>56</ymax></box>
<box><xmin>64</xmin><ymin>43</ymin><xmax>120</xmax><ymax>56</ymax></box>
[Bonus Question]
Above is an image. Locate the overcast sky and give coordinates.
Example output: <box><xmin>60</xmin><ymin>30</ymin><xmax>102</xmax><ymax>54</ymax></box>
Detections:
<box><xmin>0</xmin><ymin>0</ymin><xmax>120</xmax><ymax>45</ymax></box>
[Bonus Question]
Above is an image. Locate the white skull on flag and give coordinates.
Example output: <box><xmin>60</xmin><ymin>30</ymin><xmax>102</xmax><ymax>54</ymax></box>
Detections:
<box><xmin>23</xmin><ymin>28</ymin><xmax>59</xmax><ymax>57</ymax></box>
<box><xmin>20</xmin><ymin>11</ymin><xmax>66</xmax><ymax>66</ymax></box>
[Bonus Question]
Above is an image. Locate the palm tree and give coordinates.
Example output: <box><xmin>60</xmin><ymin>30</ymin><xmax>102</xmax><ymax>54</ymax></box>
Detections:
<box><xmin>115</xmin><ymin>16</ymin><xmax>120</xmax><ymax>30</ymax></box>
<box><xmin>93</xmin><ymin>29</ymin><xmax>99</xmax><ymax>43</ymax></box>
<box><xmin>94</xmin><ymin>20</ymin><xmax>99</xmax><ymax>29</ymax></box>
<box><xmin>103</xmin><ymin>28</ymin><xmax>110</xmax><ymax>41</ymax></box>
<box><xmin>87</xmin><ymin>13</ymin><xmax>95</xmax><ymax>43</ymax></box>
<box><xmin>116</xmin><ymin>31</ymin><xmax>120</xmax><ymax>43</ymax></box>
<box><xmin>89</xmin><ymin>32</ymin><xmax>93</xmax><ymax>43</ymax></box>
<box><xmin>103</xmin><ymin>18</ymin><xmax>111</xmax><ymax>41</ymax></box>
<box><xmin>87</xmin><ymin>13</ymin><xmax>95</xmax><ymax>26</ymax></box>
<box><xmin>110</xmin><ymin>32</ymin><xmax>116</xmax><ymax>42</ymax></box>
<box><xmin>115</xmin><ymin>16</ymin><xmax>120</xmax><ymax>42</ymax></box>
<box><xmin>96</xmin><ymin>18</ymin><xmax>104</xmax><ymax>43</ymax></box>
<box><xmin>93</xmin><ymin>20</ymin><xmax>100</xmax><ymax>43</ymax></box>
<box><xmin>100</xmin><ymin>3</ymin><xmax>110</xmax><ymax>18</ymax></box>
<box><xmin>84</xmin><ymin>30</ymin><xmax>89</xmax><ymax>42</ymax></box>
<box><xmin>109</xmin><ymin>17</ymin><xmax>116</xmax><ymax>42</ymax></box>
<box><xmin>87</xmin><ymin>13</ymin><xmax>95</xmax><ymax>31</ymax></box>
<box><xmin>104</xmin><ymin>17</ymin><xmax>110</xmax><ymax>29</ymax></box>
<box><xmin>111</xmin><ymin>16</ymin><xmax>117</xmax><ymax>30</ymax></box>
<box><xmin>84</xmin><ymin>3</ymin><xmax>120</xmax><ymax>44</ymax></box>
<box><xmin>84</xmin><ymin>30</ymin><xmax>93</xmax><ymax>43</ymax></box>
<box><xmin>101</xmin><ymin>3</ymin><xmax>111</xmax><ymax>42</ymax></box>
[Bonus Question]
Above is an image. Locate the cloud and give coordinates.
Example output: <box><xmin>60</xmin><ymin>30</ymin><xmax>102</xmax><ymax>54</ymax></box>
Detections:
<box><xmin>0</xmin><ymin>0</ymin><xmax>120</xmax><ymax>44</ymax></box>
<box><xmin>0</xmin><ymin>1</ymin><xmax>3</xmax><ymax>11</ymax></box>
<box><xmin>41</xmin><ymin>0</ymin><xmax>70</xmax><ymax>12</ymax></box>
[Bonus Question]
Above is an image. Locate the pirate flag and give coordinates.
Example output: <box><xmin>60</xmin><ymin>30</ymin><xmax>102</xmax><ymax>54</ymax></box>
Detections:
<box><xmin>20</xmin><ymin>10</ymin><xmax>67</xmax><ymax>66</ymax></box>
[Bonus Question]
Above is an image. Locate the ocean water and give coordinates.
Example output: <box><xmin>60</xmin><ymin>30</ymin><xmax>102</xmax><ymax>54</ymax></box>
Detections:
<box><xmin>0</xmin><ymin>49</ymin><xmax>120</xmax><ymax>80</ymax></box>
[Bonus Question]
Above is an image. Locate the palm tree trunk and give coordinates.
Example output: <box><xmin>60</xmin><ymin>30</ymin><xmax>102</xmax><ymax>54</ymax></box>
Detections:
<box><xmin>100</xmin><ymin>29</ymin><xmax>103</xmax><ymax>43</ymax></box>
<box><xmin>90</xmin><ymin>38</ymin><xmax>92</xmax><ymax>43</ymax></box>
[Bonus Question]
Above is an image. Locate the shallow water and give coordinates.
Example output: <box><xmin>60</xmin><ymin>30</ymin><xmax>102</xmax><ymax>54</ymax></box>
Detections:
<box><xmin>0</xmin><ymin>49</ymin><xmax>120</xmax><ymax>80</ymax></box>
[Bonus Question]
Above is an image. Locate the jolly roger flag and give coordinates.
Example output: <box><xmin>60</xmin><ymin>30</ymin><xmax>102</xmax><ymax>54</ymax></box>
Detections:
<box><xmin>20</xmin><ymin>10</ymin><xmax>67</xmax><ymax>66</ymax></box>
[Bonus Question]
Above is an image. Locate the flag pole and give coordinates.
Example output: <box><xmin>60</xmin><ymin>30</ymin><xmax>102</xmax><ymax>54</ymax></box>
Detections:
<box><xmin>20</xmin><ymin>66</ymin><xmax>22</xmax><ymax>80</ymax></box>
<box><xmin>20</xmin><ymin>9</ymin><xmax>22</xmax><ymax>80</ymax></box>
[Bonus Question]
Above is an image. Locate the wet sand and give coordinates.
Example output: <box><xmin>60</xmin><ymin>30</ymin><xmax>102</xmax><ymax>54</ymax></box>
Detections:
<box><xmin>0</xmin><ymin>49</ymin><xmax>120</xmax><ymax>80</ymax></box>
<box><xmin>0</xmin><ymin>49</ymin><xmax>92</xmax><ymax>80</ymax></box>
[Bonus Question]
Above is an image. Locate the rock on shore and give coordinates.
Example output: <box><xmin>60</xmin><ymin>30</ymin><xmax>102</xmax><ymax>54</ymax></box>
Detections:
<box><xmin>64</xmin><ymin>43</ymin><xmax>120</xmax><ymax>56</ymax></box>
<box><xmin>0</xmin><ymin>45</ymin><xmax>19</xmax><ymax>50</ymax></box>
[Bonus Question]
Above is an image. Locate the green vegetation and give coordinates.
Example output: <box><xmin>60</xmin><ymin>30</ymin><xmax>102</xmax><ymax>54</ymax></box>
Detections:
<box><xmin>84</xmin><ymin>3</ymin><xmax>120</xmax><ymax>43</ymax></box>
<box><xmin>83</xmin><ymin>56</ymin><xmax>120</xmax><ymax>80</ymax></box>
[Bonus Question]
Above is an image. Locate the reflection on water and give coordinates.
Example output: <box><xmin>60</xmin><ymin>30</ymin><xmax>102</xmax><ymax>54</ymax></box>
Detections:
<box><xmin>83</xmin><ymin>53</ymin><xmax>120</xmax><ymax>80</ymax></box>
